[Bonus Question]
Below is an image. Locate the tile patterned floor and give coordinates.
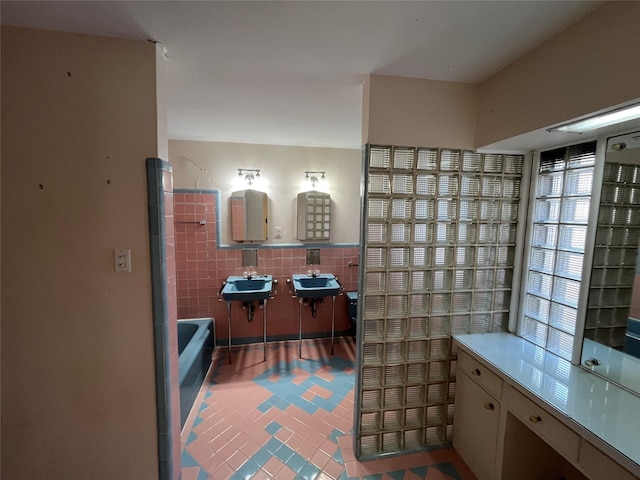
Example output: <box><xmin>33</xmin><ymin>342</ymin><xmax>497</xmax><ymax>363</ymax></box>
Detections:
<box><xmin>181</xmin><ymin>338</ymin><xmax>476</xmax><ymax>480</ymax></box>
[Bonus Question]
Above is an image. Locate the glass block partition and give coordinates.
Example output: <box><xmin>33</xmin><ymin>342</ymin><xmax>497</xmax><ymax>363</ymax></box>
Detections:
<box><xmin>355</xmin><ymin>145</ymin><xmax>523</xmax><ymax>457</ymax></box>
<box><xmin>586</xmin><ymin>160</ymin><xmax>640</xmax><ymax>348</ymax></box>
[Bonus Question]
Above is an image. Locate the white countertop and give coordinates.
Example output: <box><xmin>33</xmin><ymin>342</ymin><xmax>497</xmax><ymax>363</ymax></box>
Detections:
<box><xmin>453</xmin><ymin>333</ymin><xmax>640</xmax><ymax>473</ymax></box>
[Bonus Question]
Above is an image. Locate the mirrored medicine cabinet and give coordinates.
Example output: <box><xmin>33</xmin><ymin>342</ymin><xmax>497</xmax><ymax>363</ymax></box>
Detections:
<box><xmin>297</xmin><ymin>191</ymin><xmax>331</xmax><ymax>241</ymax></box>
<box><xmin>230</xmin><ymin>189</ymin><xmax>268</xmax><ymax>242</ymax></box>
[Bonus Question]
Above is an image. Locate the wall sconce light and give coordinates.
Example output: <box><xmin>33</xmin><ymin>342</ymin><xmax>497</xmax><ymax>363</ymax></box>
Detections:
<box><xmin>305</xmin><ymin>171</ymin><xmax>326</xmax><ymax>188</ymax></box>
<box><xmin>238</xmin><ymin>168</ymin><xmax>261</xmax><ymax>186</ymax></box>
<box><xmin>548</xmin><ymin>102</ymin><xmax>640</xmax><ymax>134</ymax></box>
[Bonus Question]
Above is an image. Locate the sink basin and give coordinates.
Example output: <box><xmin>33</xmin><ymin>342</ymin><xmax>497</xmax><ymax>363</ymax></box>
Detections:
<box><xmin>222</xmin><ymin>275</ymin><xmax>273</xmax><ymax>301</ymax></box>
<box><xmin>292</xmin><ymin>274</ymin><xmax>341</xmax><ymax>298</ymax></box>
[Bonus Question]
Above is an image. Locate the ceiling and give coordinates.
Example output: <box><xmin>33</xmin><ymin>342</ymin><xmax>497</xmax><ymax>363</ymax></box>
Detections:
<box><xmin>1</xmin><ymin>1</ymin><xmax>604</xmax><ymax>149</ymax></box>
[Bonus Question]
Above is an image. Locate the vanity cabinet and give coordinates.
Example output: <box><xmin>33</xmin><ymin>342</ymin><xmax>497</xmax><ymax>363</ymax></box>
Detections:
<box><xmin>501</xmin><ymin>384</ymin><xmax>586</xmax><ymax>480</ymax></box>
<box><xmin>579</xmin><ymin>441</ymin><xmax>637</xmax><ymax>480</ymax></box>
<box><xmin>453</xmin><ymin>334</ymin><xmax>640</xmax><ymax>480</ymax></box>
<box><xmin>453</xmin><ymin>352</ymin><xmax>503</xmax><ymax>480</ymax></box>
<box><xmin>504</xmin><ymin>385</ymin><xmax>581</xmax><ymax>463</ymax></box>
<box><xmin>501</xmin><ymin>409</ymin><xmax>587</xmax><ymax>480</ymax></box>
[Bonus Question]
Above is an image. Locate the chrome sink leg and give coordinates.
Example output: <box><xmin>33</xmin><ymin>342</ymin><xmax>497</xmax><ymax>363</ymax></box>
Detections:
<box><xmin>299</xmin><ymin>297</ymin><xmax>303</xmax><ymax>358</ymax></box>
<box><xmin>263</xmin><ymin>299</ymin><xmax>267</xmax><ymax>362</ymax></box>
<box><xmin>331</xmin><ymin>295</ymin><xmax>336</xmax><ymax>355</ymax></box>
<box><xmin>226</xmin><ymin>300</ymin><xmax>232</xmax><ymax>364</ymax></box>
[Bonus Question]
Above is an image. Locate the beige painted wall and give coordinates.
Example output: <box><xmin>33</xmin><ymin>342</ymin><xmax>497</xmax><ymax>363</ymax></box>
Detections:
<box><xmin>156</xmin><ymin>44</ymin><xmax>170</xmax><ymax>160</ymax></box>
<box><xmin>169</xmin><ymin>140</ymin><xmax>362</xmax><ymax>245</ymax></box>
<box><xmin>364</xmin><ymin>74</ymin><xmax>478</xmax><ymax>149</ymax></box>
<box><xmin>1</xmin><ymin>27</ymin><xmax>159</xmax><ymax>479</ymax></box>
<box><xmin>476</xmin><ymin>1</ymin><xmax>640</xmax><ymax>147</ymax></box>
<box><xmin>361</xmin><ymin>76</ymin><xmax>371</xmax><ymax>146</ymax></box>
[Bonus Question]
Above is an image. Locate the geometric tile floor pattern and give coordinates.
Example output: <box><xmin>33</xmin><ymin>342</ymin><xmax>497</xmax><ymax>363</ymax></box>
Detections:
<box><xmin>181</xmin><ymin>337</ymin><xmax>476</xmax><ymax>480</ymax></box>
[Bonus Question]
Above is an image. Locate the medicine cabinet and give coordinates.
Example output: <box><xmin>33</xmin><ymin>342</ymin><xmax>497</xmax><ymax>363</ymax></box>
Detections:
<box><xmin>230</xmin><ymin>189</ymin><xmax>268</xmax><ymax>242</ymax></box>
<box><xmin>297</xmin><ymin>191</ymin><xmax>331</xmax><ymax>241</ymax></box>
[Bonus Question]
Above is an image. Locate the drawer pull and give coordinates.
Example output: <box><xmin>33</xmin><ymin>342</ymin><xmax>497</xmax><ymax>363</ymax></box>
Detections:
<box><xmin>483</xmin><ymin>402</ymin><xmax>495</xmax><ymax>411</ymax></box>
<box><xmin>471</xmin><ymin>368</ymin><xmax>482</xmax><ymax>376</ymax></box>
<box><xmin>529</xmin><ymin>414</ymin><xmax>542</xmax><ymax>424</ymax></box>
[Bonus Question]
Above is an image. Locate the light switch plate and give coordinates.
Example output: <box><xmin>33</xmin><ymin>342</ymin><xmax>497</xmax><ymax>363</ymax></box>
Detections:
<box><xmin>114</xmin><ymin>249</ymin><xmax>132</xmax><ymax>272</ymax></box>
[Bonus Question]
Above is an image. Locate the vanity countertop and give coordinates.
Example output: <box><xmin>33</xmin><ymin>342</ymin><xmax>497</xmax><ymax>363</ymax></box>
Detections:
<box><xmin>453</xmin><ymin>332</ymin><xmax>640</xmax><ymax>473</ymax></box>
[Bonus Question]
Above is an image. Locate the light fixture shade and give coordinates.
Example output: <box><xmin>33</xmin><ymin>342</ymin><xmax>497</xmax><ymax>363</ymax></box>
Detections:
<box><xmin>550</xmin><ymin>103</ymin><xmax>640</xmax><ymax>133</ymax></box>
<box><xmin>237</xmin><ymin>168</ymin><xmax>262</xmax><ymax>187</ymax></box>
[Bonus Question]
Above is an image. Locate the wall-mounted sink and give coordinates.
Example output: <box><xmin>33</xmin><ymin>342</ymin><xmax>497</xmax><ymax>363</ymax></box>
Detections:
<box><xmin>290</xmin><ymin>273</ymin><xmax>342</xmax><ymax>358</ymax></box>
<box><xmin>219</xmin><ymin>274</ymin><xmax>277</xmax><ymax>364</ymax></box>
<box><xmin>291</xmin><ymin>273</ymin><xmax>341</xmax><ymax>298</ymax></box>
<box><xmin>222</xmin><ymin>275</ymin><xmax>273</xmax><ymax>302</ymax></box>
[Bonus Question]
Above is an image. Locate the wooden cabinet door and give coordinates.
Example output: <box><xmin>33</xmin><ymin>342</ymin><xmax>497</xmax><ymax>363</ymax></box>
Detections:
<box><xmin>453</xmin><ymin>371</ymin><xmax>500</xmax><ymax>480</ymax></box>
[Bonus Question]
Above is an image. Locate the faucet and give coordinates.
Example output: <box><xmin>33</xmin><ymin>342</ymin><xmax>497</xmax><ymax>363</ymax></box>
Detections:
<box><xmin>216</xmin><ymin>281</ymin><xmax>227</xmax><ymax>300</ymax></box>
<box><xmin>286</xmin><ymin>278</ymin><xmax>296</xmax><ymax>297</ymax></box>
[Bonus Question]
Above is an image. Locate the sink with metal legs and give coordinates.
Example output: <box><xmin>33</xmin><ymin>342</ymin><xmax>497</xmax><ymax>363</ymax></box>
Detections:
<box><xmin>217</xmin><ymin>275</ymin><xmax>277</xmax><ymax>363</ymax></box>
<box><xmin>287</xmin><ymin>273</ymin><xmax>343</xmax><ymax>358</ymax></box>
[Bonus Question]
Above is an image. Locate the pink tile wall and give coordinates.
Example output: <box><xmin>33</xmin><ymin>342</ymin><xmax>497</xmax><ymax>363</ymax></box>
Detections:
<box><xmin>175</xmin><ymin>192</ymin><xmax>218</xmax><ymax>318</ymax></box>
<box><xmin>174</xmin><ymin>191</ymin><xmax>360</xmax><ymax>343</ymax></box>
<box><xmin>162</xmin><ymin>169</ymin><xmax>182</xmax><ymax>480</ymax></box>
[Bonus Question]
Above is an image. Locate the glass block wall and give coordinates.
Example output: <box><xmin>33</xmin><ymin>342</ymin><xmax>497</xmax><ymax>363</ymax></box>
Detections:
<box><xmin>355</xmin><ymin>145</ymin><xmax>523</xmax><ymax>458</ymax></box>
<box><xmin>586</xmin><ymin>160</ymin><xmax>640</xmax><ymax>348</ymax></box>
<box><xmin>520</xmin><ymin>142</ymin><xmax>596</xmax><ymax>361</ymax></box>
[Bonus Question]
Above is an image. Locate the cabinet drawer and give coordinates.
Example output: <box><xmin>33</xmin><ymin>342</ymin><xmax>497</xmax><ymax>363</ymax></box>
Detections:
<box><xmin>506</xmin><ymin>386</ymin><xmax>580</xmax><ymax>462</ymax></box>
<box><xmin>579</xmin><ymin>441</ymin><xmax>637</xmax><ymax>480</ymax></box>
<box><xmin>458</xmin><ymin>350</ymin><xmax>503</xmax><ymax>399</ymax></box>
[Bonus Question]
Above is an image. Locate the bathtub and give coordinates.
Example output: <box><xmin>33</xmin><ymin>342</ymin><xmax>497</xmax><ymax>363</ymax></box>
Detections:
<box><xmin>178</xmin><ymin>318</ymin><xmax>214</xmax><ymax>428</ymax></box>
